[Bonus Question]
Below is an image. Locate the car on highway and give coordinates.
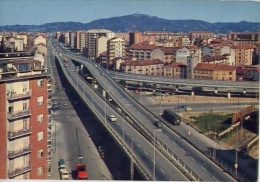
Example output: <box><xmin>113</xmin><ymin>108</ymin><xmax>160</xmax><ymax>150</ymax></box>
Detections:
<box><xmin>154</xmin><ymin>121</ymin><xmax>162</xmax><ymax>128</ymax></box>
<box><xmin>175</xmin><ymin>105</ymin><xmax>185</xmax><ymax>109</ymax></box>
<box><xmin>63</xmin><ymin>102</ymin><xmax>68</xmax><ymax>106</ymax></box>
<box><xmin>185</xmin><ymin>107</ymin><xmax>192</xmax><ymax>111</ymax></box>
<box><xmin>109</xmin><ymin>115</ymin><xmax>117</xmax><ymax>122</ymax></box>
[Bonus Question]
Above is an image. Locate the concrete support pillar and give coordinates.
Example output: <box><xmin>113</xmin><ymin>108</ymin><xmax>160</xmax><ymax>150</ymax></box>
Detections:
<box><xmin>214</xmin><ymin>88</ymin><xmax>218</xmax><ymax>94</ymax></box>
<box><xmin>227</xmin><ymin>92</ymin><xmax>231</xmax><ymax>98</ymax></box>
<box><xmin>175</xmin><ymin>85</ymin><xmax>179</xmax><ymax>92</ymax></box>
<box><xmin>191</xmin><ymin>91</ymin><xmax>194</xmax><ymax>96</ymax></box>
<box><xmin>243</xmin><ymin>89</ymin><xmax>246</xmax><ymax>95</ymax></box>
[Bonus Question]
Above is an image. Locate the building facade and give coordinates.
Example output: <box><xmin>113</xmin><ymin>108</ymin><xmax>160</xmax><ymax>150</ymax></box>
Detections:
<box><xmin>194</xmin><ymin>63</ymin><xmax>236</xmax><ymax>81</ymax></box>
<box><xmin>107</xmin><ymin>37</ymin><xmax>126</xmax><ymax>67</ymax></box>
<box><xmin>0</xmin><ymin>58</ymin><xmax>49</xmax><ymax>179</ymax></box>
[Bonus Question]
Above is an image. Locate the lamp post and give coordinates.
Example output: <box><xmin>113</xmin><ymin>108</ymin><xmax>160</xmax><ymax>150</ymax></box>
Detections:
<box><xmin>123</xmin><ymin>103</ymin><xmax>130</xmax><ymax>143</ymax></box>
<box><xmin>104</xmin><ymin>89</ymin><xmax>110</xmax><ymax>125</ymax></box>
<box><xmin>235</xmin><ymin>119</ymin><xmax>239</xmax><ymax>176</ymax></box>
<box><xmin>159</xmin><ymin>101</ymin><xmax>162</xmax><ymax>117</ymax></box>
<box><xmin>153</xmin><ymin>129</ymin><xmax>162</xmax><ymax>180</ymax></box>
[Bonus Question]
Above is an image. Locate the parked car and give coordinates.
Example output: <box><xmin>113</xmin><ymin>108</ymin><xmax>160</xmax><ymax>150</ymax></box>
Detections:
<box><xmin>63</xmin><ymin>102</ymin><xmax>68</xmax><ymax>106</ymax></box>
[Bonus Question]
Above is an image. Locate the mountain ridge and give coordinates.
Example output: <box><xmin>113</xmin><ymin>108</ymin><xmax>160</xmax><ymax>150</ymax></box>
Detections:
<box><xmin>0</xmin><ymin>14</ymin><xmax>259</xmax><ymax>33</ymax></box>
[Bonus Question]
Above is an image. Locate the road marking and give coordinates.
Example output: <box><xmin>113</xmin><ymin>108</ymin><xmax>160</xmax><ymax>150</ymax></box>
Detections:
<box><xmin>181</xmin><ymin>148</ymin><xmax>185</xmax><ymax>152</ymax></box>
<box><xmin>126</xmin><ymin>132</ymin><xmax>129</xmax><ymax>135</ymax></box>
<box><xmin>190</xmin><ymin>156</ymin><xmax>195</xmax><ymax>161</ymax></box>
<box><xmin>160</xmin><ymin>169</ymin><xmax>166</xmax><ymax>174</ymax></box>
<box><xmin>166</xmin><ymin>135</ymin><xmax>170</xmax><ymax>138</ymax></box>
<box><xmin>213</xmin><ymin>177</ymin><xmax>219</xmax><ymax>182</ymax></box>
<box><xmin>172</xmin><ymin>141</ymin><xmax>176</xmax><ymax>145</ymax></box>
<box><xmin>144</xmin><ymin>151</ymin><xmax>148</xmax><ymax>155</ymax></box>
<box><xmin>201</xmin><ymin>166</ymin><xmax>207</xmax><ymax>171</ymax></box>
<box><xmin>137</xmin><ymin>144</ymin><xmax>141</xmax><ymax>148</ymax></box>
<box><xmin>131</xmin><ymin>138</ymin><xmax>135</xmax><ymax>141</ymax></box>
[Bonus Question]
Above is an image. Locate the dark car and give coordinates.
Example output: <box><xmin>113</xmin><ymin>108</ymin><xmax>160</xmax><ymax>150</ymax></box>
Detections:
<box><xmin>175</xmin><ymin>105</ymin><xmax>185</xmax><ymax>109</ymax></box>
<box><xmin>154</xmin><ymin>121</ymin><xmax>162</xmax><ymax>128</ymax></box>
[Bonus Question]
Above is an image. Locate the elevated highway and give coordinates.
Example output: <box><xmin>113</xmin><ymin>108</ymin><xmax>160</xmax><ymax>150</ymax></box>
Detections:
<box><xmin>49</xmin><ymin>40</ymin><xmax>190</xmax><ymax>181</ymax></box>
<box><xmin>50</xmin><ymin>39</ymin><xmax>248</xmax><ymax>181</ymax></box>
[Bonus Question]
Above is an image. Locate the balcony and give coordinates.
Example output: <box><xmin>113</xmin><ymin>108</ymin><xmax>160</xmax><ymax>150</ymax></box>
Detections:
<box><xmin>7</xmin><ymin>90</ymin><xmax>32</xmax><ymax>101</ymax></box>
<box><xmin>8</xmin><ymin>127</ymin><xmax>32</xmax><ymax>140</ymax></box>
<box><xmin>8</xmin><ymin>145</ymin><xmax>31</xmax><ymax>159</ymax></box>
<box><xmin>7</xmin><ymin>109</ymin><xmax>31</xmax><ymax>120</ymax></box>
<box><xmin>8</xmin><ymin>164</ymin><xmax>31</xmax><ymax>178</ymax></box>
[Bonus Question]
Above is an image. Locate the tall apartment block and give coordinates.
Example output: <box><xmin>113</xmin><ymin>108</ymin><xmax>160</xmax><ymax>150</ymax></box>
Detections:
<box><xmin>107</xmin><ymin>37</ymin><xmax>126</xmax><ymax>63</ymax></box>
<box><xmin>0</xmin><ymin>57</ymin><xmax>49</xmax><ymax>179</ymax></box>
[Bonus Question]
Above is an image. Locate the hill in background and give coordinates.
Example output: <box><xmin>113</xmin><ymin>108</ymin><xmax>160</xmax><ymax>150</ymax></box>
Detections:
<box><xmin>0</xmin><ymin>14</ymin><xmax>259</xmax><ymax>33</ymax></box>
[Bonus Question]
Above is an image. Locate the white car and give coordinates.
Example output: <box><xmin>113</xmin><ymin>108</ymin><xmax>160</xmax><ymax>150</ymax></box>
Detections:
<box><xmin>185</xmin><ymin>107</ymin><xmax>192</xmax><ymax>111</ymax></box>
<box><xmin>60</xmin><ymin>169</ymin><xmax>69</xmax><ymax>180</ymax></box>
<box><xmin>109</xmin><ymin>115</ymin><xmax>117</xmax><ymax>122</ymax></box>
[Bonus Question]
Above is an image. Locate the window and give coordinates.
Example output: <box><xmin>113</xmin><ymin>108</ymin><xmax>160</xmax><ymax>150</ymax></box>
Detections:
<box><xmin>37</xmin><ymin>131</ymin><xmax>43</xmax><ymax>141</ymax></box>
<box><xmin>23</xmin><ymin>119</ymin><xmax>29</xmax><ymax>129</ymax></box>
<box><xmin>18</xmin><ymin>63</ymin><xmax>29</xmax><ymax>71</ymax></box>
<box><xmin>37</xmin><ymin>79</ymin><xmax>43</xmax><ymax>88</ymax></box>
<box><xmin>38</xmin><ymin>149</ymin><xmax>44</xmax><ymax>158</ymax></box>
<box><xmin>23</xmin><ymin>102</ymin><xmax>28</xmax><ymax>110</ymax></box>
<box><xmin>37</xmin><ymin>96</ymin><xmax>43</xmax><ymax>106</ymax></box>
<box><xmin>38</xmin><ymin>166</ymin><xmax>44</xmax><ymax>175</ymax></box>
<box><xmin>38</xmin><ymin>114</ymin><xmax>43</xmax><ymax>123</ymax></box>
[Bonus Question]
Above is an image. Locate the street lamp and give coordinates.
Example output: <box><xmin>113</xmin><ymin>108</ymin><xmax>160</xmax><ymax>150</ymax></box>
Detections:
<box><xmin>235</xmin><ymin>119</ymin><xmax>239</xmax><ymax>176</ymax></box>
<box><xmin>123</xmin><ymin>103</ymin><xmax>130</xmax><ymax>143</ymax></box>
<box><xmin>153</xmin><ymin>128</ymin><xmax>162</xmax><ymax>180</ymax></box>
<box><xmin>104</xmin><ymin>89</ymin><xmax>110</xmax><ymax>125</ymax></box>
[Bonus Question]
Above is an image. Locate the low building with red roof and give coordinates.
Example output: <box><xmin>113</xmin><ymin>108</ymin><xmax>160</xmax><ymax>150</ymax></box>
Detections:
<box><xmin>120</xmin><ymin>58</ymin><xmax>164</xmax><ymax>76</ymax></box>
<box><xmin>194</xmin><ymin>63</ymin><xmax>236</xmax><ymax>81</ymax></box>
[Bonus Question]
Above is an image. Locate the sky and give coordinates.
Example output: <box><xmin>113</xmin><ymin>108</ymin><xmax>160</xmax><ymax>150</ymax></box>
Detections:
<box><xmin>0</xmin><ymin>0</ymin><xmax>259</xmax><ymax>26</ymax></box>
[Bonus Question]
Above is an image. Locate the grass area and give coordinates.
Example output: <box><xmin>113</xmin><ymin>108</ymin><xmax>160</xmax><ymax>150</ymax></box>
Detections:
<box><xmin>191</xmin><ymin>112</ymin><xmax>234</xmax><ymax>139</ymax></box>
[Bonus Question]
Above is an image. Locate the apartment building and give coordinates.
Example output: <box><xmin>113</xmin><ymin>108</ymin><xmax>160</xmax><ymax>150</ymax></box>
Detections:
<box><xmin>178</xmin><ymin>36</ymin><xmax>190</xmax><ymax>47</ymax></box>
<box><xmin>107</xmin><ymin>37</ymin><xmax>126</xmax><ymax>67</ymax></box>
<box><xmin>17</xmin><ymin>33</ymin><xmax>28</xmax><ymax>48</ymax></box>
<box><xmin>85</xmin><ymin>29</ymin><xmax>115</xmax><ymax>59</ymax></box>
<box><xmin>75</xmin><ymin>31</ymin><xmax>85</xmax><ymax>51</ymax></box>
<box><xmin>188</xmin><ymin>31</ymin><xmax>216</xmax><ymax>45</ymax></box>
<box><xmin>0</xmin><ymin>58</ymin><xmax>49</xmax><ymax>179</ymax></box>
<box><xmin>115</xmin><ymin>32</ymin><xmax>129</xmax><ymax>43</ymax></box>
<box><xmin>194</xmin><ymin>63</ymin><xmax>236</xmax><ymax>81</ymax></box>
<box><xmin>151</xmin><ymin>47</ymin><xmax>179</xmax><ymax>64</ymax></box>
<box><xmin>142</xmin><ymin>31</ymin><xmax>177</xmax><ymax>43</ymax></box>
<box><xmin>154</xmin><ymin>39</ymin><xmax>177</xmax><ymax>47</ymax></box>
<box><xmin>129</xmin><ymin>31</ymin><xmax>143</xmax><ymax>46</ymax></box>
<box><xmin>163</xmin><ymin>62</ymin><xmax>183</xmax><ymax>78</ymax></box>
<box><xmin>227</xmin><ymin>32</ymin><xmax>260</xmax><ymax>45</ymax></box>
<box><xmin>95</xmin><ymin>36</ymin><xmax>109</xmax><ymax>59</ymax></box>
<box><xmin>127</xmin><ymin>43</ymin><xmax>156</xmax><ymax>61</ymax></box>
<box><xmin>69</xmin><ymin>31</ymin><xmax>76</xmax><ymax>49</ymax></box>
<box><xmin>230</xmin><ymin>44</ymin><xmax>256</xmax><ymax>66</ymax></box>
<box><xmin>33</xmin><ymin>36</ymin><xmax>46</xmax><ymax>46</ymax></box>
<box><xmin>120</xmin><ymin>59</ymin><xmax>164</xmax><ymax>76</ymax></box>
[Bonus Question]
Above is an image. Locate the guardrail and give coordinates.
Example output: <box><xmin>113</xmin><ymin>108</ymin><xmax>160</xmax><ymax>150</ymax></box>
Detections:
<box><xmin>54</xmin><ymin>52</ymin><xmax>153</xmax><ymax>180</ymax></box>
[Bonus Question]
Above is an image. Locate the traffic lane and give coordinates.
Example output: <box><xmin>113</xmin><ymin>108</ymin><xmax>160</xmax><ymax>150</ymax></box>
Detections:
<box><xmin>92</xmin><ymin>73</ymin><xmax>234</xmax><ymax>181</ymax></box>
<box><xmin>116</xmin><ymin>120</ymin><xmax>188</xmax><ymax>181</ymax></box>
<box><xmin>69</xmin><ymin>67</ymin><xmax>188</xmax><ymax>181</ymax></box>
<box><xmin>49</xmin><ymin>47</ymin><xmax>113</xmax><ymax>180</ymax></box>
<box><xmin>158</xmin><ymin>126</ymin><xmax>236</xmax><ymax>182</ymax></box>
<box><xmin>109</xmin><ymin>111</ymin><xmax>188</xmax><ymax>181</ymax></box>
